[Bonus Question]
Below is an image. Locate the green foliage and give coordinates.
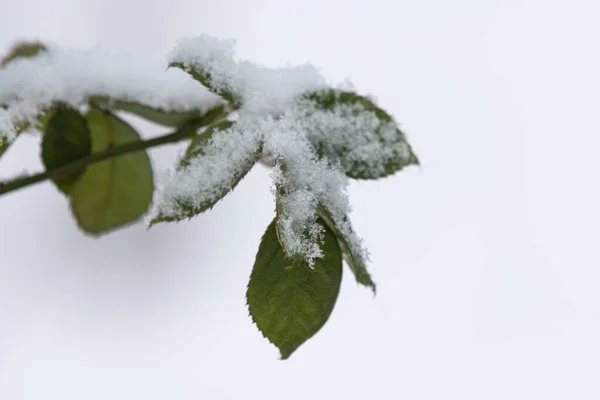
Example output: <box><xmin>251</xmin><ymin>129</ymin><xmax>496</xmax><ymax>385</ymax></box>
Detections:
<box><xmin>0</xmin><ymin>42</ymin><xmax>49</xmax><ymax>159</ymax></box>
<box><xmin>246</xmin><ymin>218</ymin><xmax>342</xmax><ymax>359</ymax></box>
<box><xmin>0</xmin><ymin>136</ymin><xmax>11</xmax><ymax>159</ymax></box>
<box><xmin>305</xmin><ymin>89</ymin><xmax>419</xmax><ymax>179</ymax></box>
<box><xmin>69</xmin><ymin>108</ymin><xmax>153</xmax><ymax>235</ymax></box>
<box><xmin>90</xmin><ymin>97</ymin><xmax>228</xmax><ymax>128</ymax></box>
<box><xmin>149</xmin><ymin>120</ymin><xmax>259</xmax><ymax>225</ymax></box>
<box><xmin>317</xmin><ymin>205</ymin><xmax>376</xmax><ymax>293</ymax></box>
<box><xmin>41</xmin><ymin>107</ymin><xmax>92</xmax><ymax>194</ymax></box>
<box><xmin>169</xmin><ymin>62</ymin><xmax>240</xmax><ymax>107</ymax></box>
<box><xmin>0</xmin><ymin>41</ymin><xmax>46</xmax><ymax>67</ymax></box>
<box><xmin>0</xmin><ymin>38</ymin><xmax>421</xmax><ymax>360</ymax></box>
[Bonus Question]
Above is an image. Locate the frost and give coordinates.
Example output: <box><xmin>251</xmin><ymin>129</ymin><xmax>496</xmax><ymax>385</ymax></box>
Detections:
<box><xmin>0</xmin><ymin>43</ymin><xmax>223</xmax><ymax>139</ymax></box>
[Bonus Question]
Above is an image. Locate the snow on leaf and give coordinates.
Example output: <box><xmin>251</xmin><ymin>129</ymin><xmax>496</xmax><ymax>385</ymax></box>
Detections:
<box><xmin>316</xmin><ymin>205</ymin><xmax>375</xmax><ymax>293</ymax></box>
<box><xmin>0</xmin><ymin>42</ymin><xmax>223</xmax><ymax>140</ymax></box>
<box><xmin>148</xmin><ymin>119</ymin><xmax>262</xmax><ymax>224</ymax></box>
<box><xmin>168</xmin><ymin>35</ymin><xmax>327</xmax><ymax>115</ymax></box>
<box><xmin>300</xmin><ymin>89</ymin><xmax>419</xmax><ymax>179</ymax></box>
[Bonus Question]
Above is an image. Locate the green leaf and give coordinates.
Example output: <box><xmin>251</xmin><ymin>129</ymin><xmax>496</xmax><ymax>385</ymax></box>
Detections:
<box><xmin>0</xmin><ymin>106</ymin><xmax>54</xmax><ymax>161</ymax></box>
<box><xmin>1</xmin><ymin>41</ymin><xmax>46</xmax><ymax>67</ymax></box>
<box><xmin>169</xmin><ymin>62</ymin><xmax>240</xmax><ymax>107</ymax></box>
<box><xmin>180</xmin><ymin>120</ymin><xmax>235</xmax><ymax>166</ymax></box>
<box><xmin>0</xmin><ymin>136</ymin><xmax>14</xmax><ymax>160</ymax></box>
<box><xmin>90</xmin><ymin>97</ymin><xmax>227</xmax><ymax>128</ymax></box>
<box><xmin>41</xmin><ymin>107</ymin><xmax>92</xmax><ymax>194</ymax></box>
<box><xmin>304</xmin><ymin>89</ymin><xmax>419</xmax><ymax>179</ymax></box>
<box><xmin>149</xmin><ymin>120</ymin><xmax>259</xmax><ymax>225</ymax></box>
<box><xmin>316</xmin><ymin>205</ymin><xmax>376</xmax><ymax>293</ymax></box>
<box><xmin>247</xmin><ymin>218</ymin><xmax>343</xmax><ymax>359</ymax></box>
<box><xmin>69</xmin><ymin>108</ymin><xmax>153</xmax><ymax>235</ymax></box>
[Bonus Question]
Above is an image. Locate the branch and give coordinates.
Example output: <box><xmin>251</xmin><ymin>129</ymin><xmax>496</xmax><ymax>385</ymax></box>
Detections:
<box><xmin>0</xmin><ymin>118</ymin><xmax>206</xmax><ymax>197</ymax></box>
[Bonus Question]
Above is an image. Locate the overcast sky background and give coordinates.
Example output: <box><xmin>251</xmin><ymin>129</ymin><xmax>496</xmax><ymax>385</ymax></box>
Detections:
<box><xmin>1</xmin><ymin>0</ymin><xmax>599</xmax><ymax>399</ymax></box>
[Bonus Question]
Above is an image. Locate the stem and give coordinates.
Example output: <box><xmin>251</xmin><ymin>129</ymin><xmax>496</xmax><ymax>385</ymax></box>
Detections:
<box><xmin>0</xmin><ymin>119</ymin><xmax>204</xmax><ymax>197</ymax></box>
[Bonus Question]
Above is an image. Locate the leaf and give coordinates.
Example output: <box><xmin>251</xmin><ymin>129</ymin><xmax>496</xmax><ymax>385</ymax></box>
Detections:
<box><xmin>69</xmin><ymin>108</ymin><xmax>153</xmax><ymax>235</ymax></box>
<box><xmin>149</xmin><ymin>120</ymin><xmax>259</xmax><ymax>225</ymax></box>
<box><xmin>41</xmin><ymin>107</ymin><xmax>92</xmax><ymax>194</ymax></box>
<box><xmin>303</xmin><ymin>89</ymin><xmax>419</xmax><ymax>179</ymax></box>
<box><xmin>0</xmin><ymin>40</ymin><xmax>49</xmax><ymax>153</ymax></box>
<box><xmin>246</xmin><ymin>218</ymin><xmax>342</xmax><ymax>359</ymax></box>
<box><xmin>0</xmin><ymin>135</ymin><xmax>15</xmax><ymax>160</ymax></box>
<box><xmin>1</xmin><ymin>41</ymin><xmax>46</xmax><ymax>67</ymax></box>
<box><xmin>169</xmin><ymin>62</ymin><xmax>240</xmax><ymax>107</ymax></box>
<box><xmin>180</xmin><ymin>120</ymin><xmax>235</xmax><ymax>165</ymax></box>
<box><xmin>90</xmin><ymin>97</ymin><xmax>227</xmax><ymax>128</ymax></box>
<box><xmin>317</xmin><ymin>205</ymin><xmax>376</xmax><ymax>293</ymax></box>
<box><xmin>1</xmin><ymin>109</ymin><xmax>55</xmax><ymax>161</ymax></box>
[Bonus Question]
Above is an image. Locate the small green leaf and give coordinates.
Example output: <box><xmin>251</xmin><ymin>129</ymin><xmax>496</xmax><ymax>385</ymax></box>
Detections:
<box><xmin>1</xmin><ymin>41</ymin><xmax>46</xmax><ymax>67</ymax></box>
<box><xmin>0</xmin><ymin>135</ymin><xmax>14</xmax><ymax>160</ymax></box>
<box><xmin>317</xmin><ymin>205</ymin><xmax>376</xmax><ymax>293</ymax></box>
<box><xmin>150</xmin><ymin>120</ymin><xmax>259</xmax><ymax>225</ymax></box>
<box><xmin>247</xmin><ymin>218</ymin><xmax>342</xmax><ymax>359</ymax></box>
<box><xmin>41</xmin><ymin>107</ymin><xmax>92</xmax><ymax>194</ymax></box>
<box><xmin>169</xmin><ymin>62</ymin><xmax>240</xmax><ymax>107</ymax></box>
<box><xmin>90</xmin><ymin>97</ymin><xmax>227</xmax><ymax>128</ymax></box>
<box><xmin>1</xmin><ymin>107</ymin><xmax>56</xmax><ymax>161</ymax></box>
<box><xmin>69</xmin><ymin>108</ymin><xmax>153</xmax><ymax>235</ymax></box>
<box><xmin>304</xmin><ymin>89</ymin><xmax>419</xmax><ymax>179</ymax></box>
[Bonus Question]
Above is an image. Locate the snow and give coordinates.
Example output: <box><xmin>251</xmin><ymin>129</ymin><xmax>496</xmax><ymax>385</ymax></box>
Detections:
<box><xmin>156</xmin><ymin>35</ymin><xmax>413</xmax><ymax>265</ymax></box>
<box><xmin>149</xmin><ymin>119</ymin><xmax>262</xmax><ymax>220</ymax></box>
<box><xmin>295</xmin><ymin>97</ymin><xmax>412</xmax><ymax>178</ymax></box>
<box><xmin>168</xmin><ymin>35</ymin><xmax>327</xmax><ymax>115</ymax></box>
<box><xmin>0</xmin><ymin>35</ymin><xmax>402</xmax><ymax>267</ymax></box>
<box><xmin>0</xmin><ymin>43</ymin><xmax>223</xmax><ymax>139</ymax></box>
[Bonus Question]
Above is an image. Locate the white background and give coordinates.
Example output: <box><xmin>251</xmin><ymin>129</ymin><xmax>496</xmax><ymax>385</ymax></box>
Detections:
<box><xmin>1</xmin><ymin>1</ymin><xmax>599</xmax><ymax>399</ymax></box>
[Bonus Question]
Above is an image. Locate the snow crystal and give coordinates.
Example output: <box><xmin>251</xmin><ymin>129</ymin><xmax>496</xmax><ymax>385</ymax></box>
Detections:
<box><xmin>0</xmin><ymin>43</ymin><xmax>223</xmax><ymax>139</ymax></box>
<box><xmin>168</xmin><ymin>35</ymin><xmax>327</xmax><ymax>116</ymax></box>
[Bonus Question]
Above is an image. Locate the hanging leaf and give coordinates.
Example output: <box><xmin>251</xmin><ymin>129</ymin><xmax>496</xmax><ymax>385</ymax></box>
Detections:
<box><xmin>41</xmin><ymin>107</ymin><xmax>92</xmax><ymax>194</ymax></box>
<box><xmin>169</xmin><ymin>62</ymin><xmax>240</xmax><ymax>107</ymax></box>
<box><xmin>90</xmin><ymin>97</ymin><xmax>227</xmax><ymax>128</ymax></box>
<box><xmin>302</xmin><ymin>89</ymin><xmax>419</xmax><ymax>179</ymax></box>
<box><xmin>247</xmin><ymin>218</ymin><xmax>342</xmax><ymax>359</ymax></box>
<box><xmin>316</xmin><ymin>205</ymin><xmax>375</xmax><ymax>293</ymax></box>
<box><xmin>149</xmin><ymin>120</ymin><xmax>260</xmax><ymax>225</ymax></box>
<box><xmin>69</xmin><ymin>108</ymin><xmax>153</xmax><ymax>235</ymax></box>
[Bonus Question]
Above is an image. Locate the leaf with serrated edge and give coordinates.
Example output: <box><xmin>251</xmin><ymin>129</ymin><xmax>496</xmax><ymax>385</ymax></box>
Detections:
<box><xmin>69</xmin><ymin>108</ymin><xmax>153</xmax><ymax>234</ymax></box>
<box><xmin>246</xmin><ymin>218</ymin><xmax>342</xmax><ymax>359</ymax></box>
<box><xmin>303</xmin><ymin>89</ymin><xmax>419</xmax><ymax>180</ymax></box>
<box><xmin>317</xmin><ymin>205</ymin><xmax>376</xmax><ymax>293</ymax></box>
<box><xmin>150</xmin><ymin>120</ymin><xmax>259</xmax><ymax>225</ymax></box>
<box><xmin>41</xmin><ymin>107</ymin><xmax>92</xmax><ymax>194</ymax></box>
